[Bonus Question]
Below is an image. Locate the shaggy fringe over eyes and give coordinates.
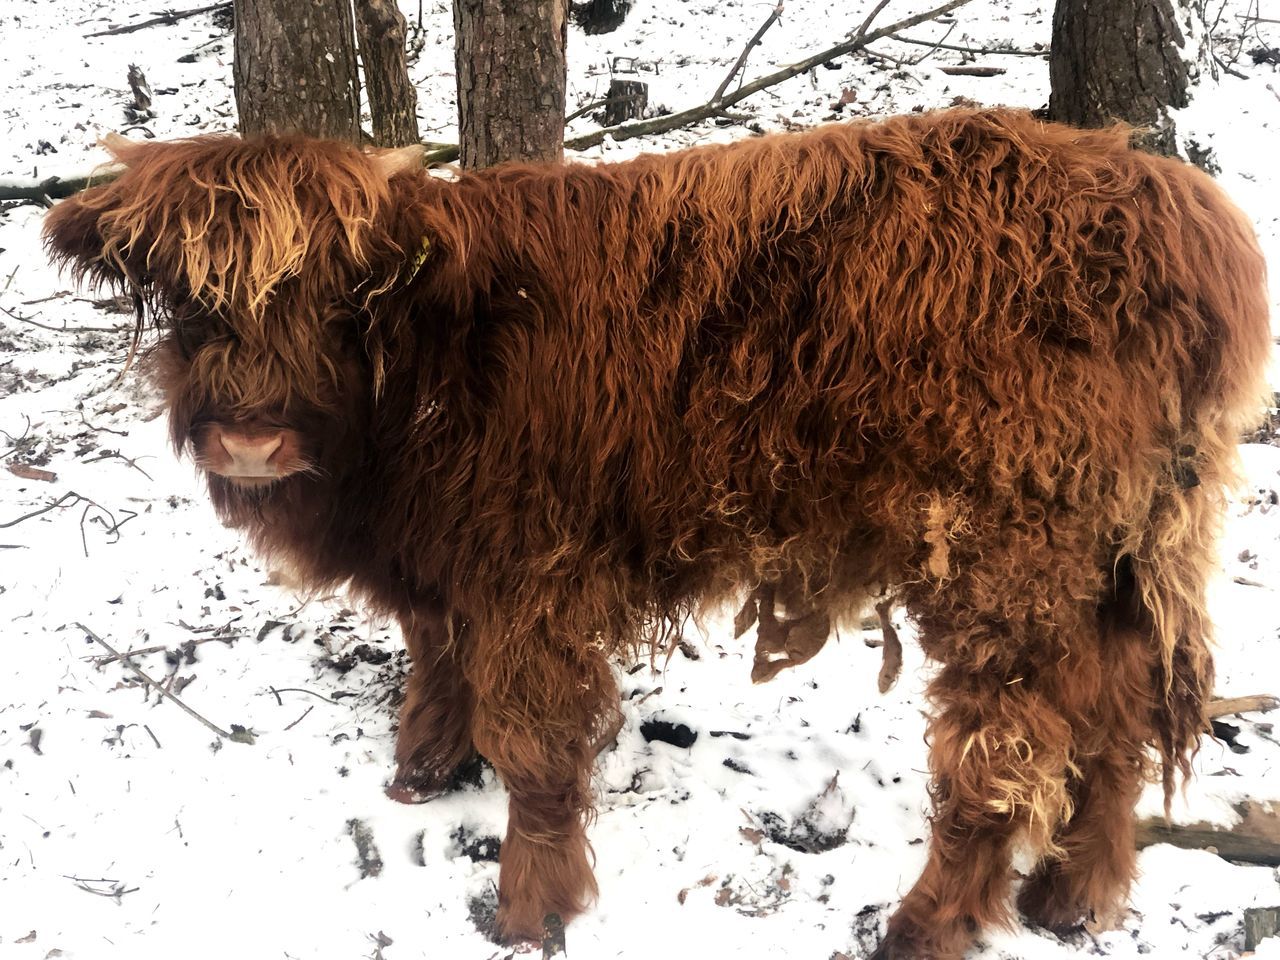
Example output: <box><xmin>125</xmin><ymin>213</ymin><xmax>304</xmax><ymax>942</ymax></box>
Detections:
<box><xmin>44</xmin><ymin>134</ymin><xmax>400</xmax><ymax>327</ymax></box>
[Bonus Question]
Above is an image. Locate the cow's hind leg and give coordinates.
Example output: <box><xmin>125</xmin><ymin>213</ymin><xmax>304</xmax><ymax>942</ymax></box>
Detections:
<box><xmin>388</xmin><ymin>601</ymin><xmax>477</xmax><ymax>803</ymax></box>
<box><xmin>1018</xmin><ymin>580</ymin><xmax>1189</xmax><ymax>932</ymax></box>
<box><xmin>875</xmin><ymin>506</ymin><xmax>1108</xmax><ymax>959</ymax></box>
<box><xmin>468</xmin><ymin>620</ymin><xmax>621</xmax><ymax>943</ymax></box>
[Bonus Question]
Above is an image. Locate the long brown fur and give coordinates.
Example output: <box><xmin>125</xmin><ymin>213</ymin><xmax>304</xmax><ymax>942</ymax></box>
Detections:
<box><xmin>44</xmin><ymin>109</ymin><xmax>1272</xmax><ymax>957</ymax></box>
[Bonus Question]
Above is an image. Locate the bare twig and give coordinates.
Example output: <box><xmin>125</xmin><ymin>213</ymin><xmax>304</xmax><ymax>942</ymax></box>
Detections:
<box><xmin>1214</xmin><ymin>54</ymin><xmax>1249</xmax><ymax>80</ymax></box>
<box><xmin>84</xmin><ymin>449</ymin><xmax>155</xmax><ymax>480</ymax></box>
<box><xmin>78</xmin><ymin>408</ymin><xmax>130</xmax><ymax>438</ymax></box>
<box><xmin>143</xmin><ymin>724</ymin><xmax>162</xmax><ymax>748</ymax></box>
<box><xmin>86</xmin><ymin>642</ymin><xmax>169</xmax><ymax>666</ymax></box>
<box><xmin>898</xmin><ymin>19</ymin><xmax>956</xmax><ymax>66</ymax></box>
<box><xmin>1</xmin><ymin>415</ymin><xmax>32</xmax><ymax>461</ymax></box>
<box><xmin>63</xmin><ymin>880</ymin><xmax>138</xmax><ymax>901</ymax></box>
<box><xmin>0</xmin><ymin>490</ymin><xmax>133</xmax><ymax>556</ymax></box>
<box><xmin>284</xmin><ymin>705</ymin><xmax>314</xmax><ymax>730</ymax></box>
<box><xmin>0</xmin><ymin>301</ymin><xmax>130</xmax><ymax>334</ymax></box>
<box><xmin>84</xmin><ymin>2</ymin><xmax>230</xmax><ymax>37</ymax></box>
<box><xmin>712</xmin><ymin>2</ymin><xmax>785</xmax><ymax>105</ymax></box>
<box><xmin>0</xmin><ymin>493</ymin><xmax>77</xmax><ymax>528</ymax></box>
<box><xmin>74</xmin><ymin>622</ymin><xmax>252</xmax><ymax>744</ymax></box>
<box><xmin>267</xmin><ymin>686</ymin><xmax>339</xmax><ymax>705</ymax></box>
<box><xmin>854</xmin><ymin>0</ymin><xmax>895</xmax><ymax>41</ymax></box>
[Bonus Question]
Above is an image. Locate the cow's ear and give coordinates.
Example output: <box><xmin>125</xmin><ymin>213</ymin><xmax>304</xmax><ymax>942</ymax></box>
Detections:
<box><xmin>43</xmin><ymin>137</ymin><xmax>142</xmax><ymax>287</ymax></box>
<box><xmin>43</xmin><ymin>188</ymin><xmax>120</xmax><ymax>287</ymax></box>
<box><xmin>370</xmin><ymin>144</ymin><xmax>425</xmax><ymax>180</ymax></box>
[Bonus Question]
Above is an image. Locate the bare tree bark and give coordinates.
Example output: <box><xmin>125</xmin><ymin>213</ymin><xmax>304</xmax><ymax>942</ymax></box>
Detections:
<box><xmin>234</xmin><ymin>0</ymin><xmax>361</xmax><ymax>141</ymax></box>
<box><xmin>453</xmin><ymin>0</ymin><xmax>570</xmax><ymax>169</ymax></box>
<box><xmin>1049</xmin><ymin>0</ymin><xmax>1208</xmax><ymax>157</ymax></box>
<box><xmin>356</xmin><ymin>0</ymin><xmax>420</xmax><ymax>147</ymax></box>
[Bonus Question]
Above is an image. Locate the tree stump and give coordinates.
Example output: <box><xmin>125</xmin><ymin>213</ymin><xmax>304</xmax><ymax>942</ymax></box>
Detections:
<box><xmin>604</xmin><ymin>79</ymin><xmax>647</xmax><ymax>126</ymax></box>
<box><xmin>1246</xmin><ymin>906</ymin><xmax>1280</xmax><ymax>951</ymax></box>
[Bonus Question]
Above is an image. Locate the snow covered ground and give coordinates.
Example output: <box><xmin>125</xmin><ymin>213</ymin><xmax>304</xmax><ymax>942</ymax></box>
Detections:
<box><xmin>2</xmin><ymin>0</ymin><xmax>1279</xmax><ymax>957</ymax></box>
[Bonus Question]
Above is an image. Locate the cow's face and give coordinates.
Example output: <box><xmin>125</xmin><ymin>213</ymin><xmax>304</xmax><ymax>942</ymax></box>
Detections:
<box><xmin>44</xmin><ymin>134</ymin><xmax>424</xmax><ymax>493</ymax></box>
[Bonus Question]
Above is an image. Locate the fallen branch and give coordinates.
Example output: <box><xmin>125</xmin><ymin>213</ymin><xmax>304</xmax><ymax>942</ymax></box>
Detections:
<box><xmin>1208</xmin><ymin>694</ymin><xmax>1279</xmax><ymax>718</ymax></box>
<box><xmin>84</xmin><ymin>2</ymin><xmax>230</xmax><ymax>38</ymax></box>
<box><xmin>0</xmin><ymin>165</ymin><xmax>125</xmax><ymax>202</ymax></box>
<box><xmin>74</xmin><ymin>622</ymin><xmax>253</xmax><ymax>744</ymax></box>
<box><xmin>890</xmin><ymin>33</ymin><xmax>1046</xmax><ymax>56</ymax></box>
<box><xmin>1136</xmin><ymin>801</ymin><xmax>1280</xmax><ymax>866</ymax></box>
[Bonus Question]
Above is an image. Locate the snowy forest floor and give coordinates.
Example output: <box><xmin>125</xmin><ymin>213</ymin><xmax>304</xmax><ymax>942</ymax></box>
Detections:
<box><xmin>2</xmin><ymin>0</ymin><xmax>1280</xmax><ymax>958</ymax></box>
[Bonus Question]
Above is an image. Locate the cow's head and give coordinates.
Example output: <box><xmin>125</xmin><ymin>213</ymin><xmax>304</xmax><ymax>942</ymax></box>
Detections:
<box><xmin>43</xmin><ymin>134</ymin><xmax>426</xmax><ymax>493</ymax></box>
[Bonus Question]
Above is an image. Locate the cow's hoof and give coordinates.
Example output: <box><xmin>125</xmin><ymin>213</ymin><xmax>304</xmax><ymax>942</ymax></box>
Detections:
<box><xmin>384</xmin><ymin>778</ymin><xmax>447</xmax><ymax>804</ymax></box>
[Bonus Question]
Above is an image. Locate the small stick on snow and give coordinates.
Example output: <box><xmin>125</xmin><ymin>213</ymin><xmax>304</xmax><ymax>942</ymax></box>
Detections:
<box><xmin>284</xmin><ymin>705</ymin><xmax>314</xmax><ymax>731</ymax></box>
<box><xmin>267</xmin><ymin>686</ymin><xmax>339</xmax><ymax>705</ymax></box>
<box><xmin>74</xmin><ymin>622</ymin><xmax>248</xmax><ymax>743</ymax></box>
<box><xmin>938</xmin><ymin>65</ymin><xmax>1006</xmax><ymax>76</ymax></box>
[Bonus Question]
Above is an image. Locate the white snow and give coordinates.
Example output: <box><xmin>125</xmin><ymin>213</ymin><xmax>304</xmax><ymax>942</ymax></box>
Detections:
<box><xmin>2</xmin><ymin>0</ymin><xmax>1280</xmax><ymax>957</ymax></box>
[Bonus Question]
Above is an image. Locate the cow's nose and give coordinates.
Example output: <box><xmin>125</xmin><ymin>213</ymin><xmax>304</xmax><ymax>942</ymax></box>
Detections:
<box><xmin>218</xmin><ymin>429</ymin><xmax>284</xmax><ymax>476</ymax></box>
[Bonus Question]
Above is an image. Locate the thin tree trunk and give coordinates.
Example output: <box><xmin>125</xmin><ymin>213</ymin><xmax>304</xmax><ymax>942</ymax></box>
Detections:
<box><xmin>453</xmin><ymin>0</ymin><xmax>570</xmax><ymax>169</ymax></box>
<box><xmin>1049</xmin><ymin>0</ymin><xmax>1207</xmax><ymax>157</ymax></box>
<box><xmin>356</xmin><ymin>0</ymin><xmax>420</xmax><ymax>147</ymax></box>
<box><xmin>234</xmin><ymin>0</ymin><xmax>361</xmax><ymax>141</ymax></box>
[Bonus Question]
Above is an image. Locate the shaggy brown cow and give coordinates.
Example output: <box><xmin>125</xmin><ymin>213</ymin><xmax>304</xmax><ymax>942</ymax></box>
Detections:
<box><xmin>44</xmin><ymin>109</ymin><xmax>1271</xmax><ymax>958</ymax></box>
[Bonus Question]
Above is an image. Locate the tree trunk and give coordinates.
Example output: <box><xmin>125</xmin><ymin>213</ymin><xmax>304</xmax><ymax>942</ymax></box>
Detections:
<box><xmin>1049</xmin><ymin>0</ymin><xmax>1206</xmax><ymax>157</ymax></box>
<box><xmin>453</xmin><ymin>0</ymin><xmax>570</xmax><ymax>169</ymax></box>
<box><xmin>234</xmin><ymin>0</ymin><xmax>361</xmax><ymax>141</ymax></box>
<box><xmin>356</xmin><ymin>0</ymin><xmax>420</xmax><ymax>147</ymax></box>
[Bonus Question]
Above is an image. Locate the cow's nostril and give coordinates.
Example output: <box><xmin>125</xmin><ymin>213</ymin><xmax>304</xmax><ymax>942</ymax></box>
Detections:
<box><xmin>218</xmin><ymin>430</ymin><xmax>285</xmax><ymax>475</ymax></box>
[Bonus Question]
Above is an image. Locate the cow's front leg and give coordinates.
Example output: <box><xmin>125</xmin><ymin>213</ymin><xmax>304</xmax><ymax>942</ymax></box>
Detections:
<box><xmin>387</xmin><ymin>599</ymin><xmax>476</xmax><ymax>803</ymax></box>
<box><xmin>468</xmin><ymin>614</ymin><xmax>621</xmax><ymax>942</ymax></box>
